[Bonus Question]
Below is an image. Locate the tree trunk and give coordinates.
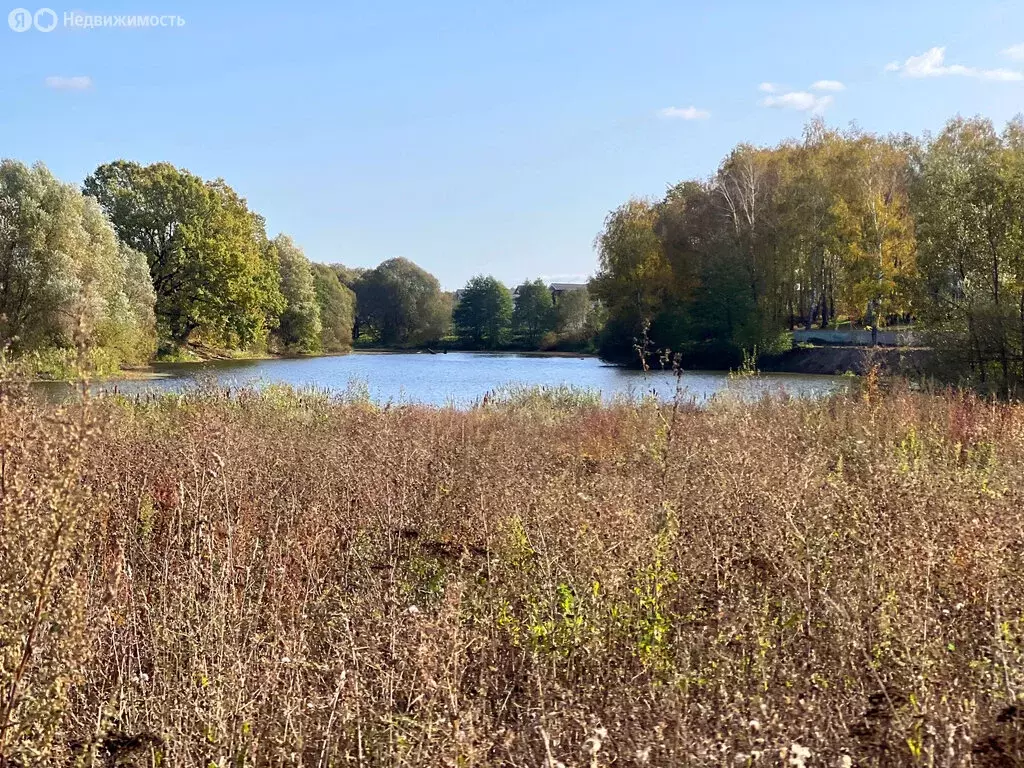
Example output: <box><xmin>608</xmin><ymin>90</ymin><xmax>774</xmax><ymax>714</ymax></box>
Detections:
<box><xmin>968</xmin><ymin>312</ymin><xmax>986</xmax><ymax>385</ymax></box>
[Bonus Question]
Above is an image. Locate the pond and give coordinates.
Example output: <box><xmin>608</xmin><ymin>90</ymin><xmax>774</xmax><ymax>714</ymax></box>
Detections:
<box><xmin>34</xmin><ymin>351</ymin><xmax>852</xmax><ymax>406</ymax></box>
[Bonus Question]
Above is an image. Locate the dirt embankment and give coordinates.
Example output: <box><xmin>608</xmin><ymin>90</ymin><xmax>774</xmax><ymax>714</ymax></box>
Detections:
<box><xmin>760</xmin><ymin>346</ymin><xmax>932</xmax><ymax>376</ymax></box>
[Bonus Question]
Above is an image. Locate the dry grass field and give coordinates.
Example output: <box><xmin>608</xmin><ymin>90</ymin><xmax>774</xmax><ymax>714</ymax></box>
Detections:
<box><xmin>1</xmin><ymin>379</ymin><xmax>1022</xmax><ymax>766</ymax></box>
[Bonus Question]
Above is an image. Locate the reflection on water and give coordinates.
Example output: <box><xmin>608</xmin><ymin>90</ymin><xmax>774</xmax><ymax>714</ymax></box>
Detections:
<box><xmin>33</xmin><ymin>351</ymin><xmax>852</xmax><ymax>406</ymax></box>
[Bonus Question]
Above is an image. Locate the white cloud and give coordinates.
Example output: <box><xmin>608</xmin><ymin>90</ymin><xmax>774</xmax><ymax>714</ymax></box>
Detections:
<box><xmin>540</xmin><ymin>273</ymin><xmax>590</xmax><ymax>284</ymax></box>
<box><xmin>45</xmin><ymin>75</ymin><xmax>93</xmax><ymax>90</ymax></box>
<box><xmin>658</xmin><ymin>105</ymin><xmax>711</xmax><ymax>120</ymax></box>
<box><xmin>761</xmin><ymin>91</ymin><xmax>833</xmax><ymax>114</ymax></box>
<box><xmin>756</xmin><ymin>79</ymin><xmax>842</xmax><ymax>112</ymax></box>
<box><xmin>886</xmin><ymin>46</ymin><xmax>1023</xmax><ymax>81</ymax></box>
<box><xmin>1004</xmin><ymin>43</ymin><xmax>1024</xmax><ymax>62</ymax></box>
<box><xmin>901</xmin><ymin>47</ymin><xmax>951</xmax><ymax>76</ymax></box>
<box><xmin>983</xmin><ymin>68</ymin><xmax>1024</xmax><ymax>82</ymax></box>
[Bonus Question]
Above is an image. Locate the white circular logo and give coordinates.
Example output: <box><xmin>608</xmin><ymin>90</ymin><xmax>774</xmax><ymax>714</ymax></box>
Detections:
<box><xmin>34</xmin><ymin>7</ymin><xmax>57</xmax><ymax>31</ymax></box>
<box><xmin>8</xmin><ymin>7</ymin><xmax>33</xmax><ymax>31</ymax></box>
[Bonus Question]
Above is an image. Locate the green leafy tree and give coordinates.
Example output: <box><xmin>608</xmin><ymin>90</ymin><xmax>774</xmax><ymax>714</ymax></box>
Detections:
<box><xmin>0</xmin><ymin>160</ymin><xmax>80</xmax><ymax>350</ymax></box>
<box><xmin>84</xmin><ymin>161</ymin><xmax>284</xmax><ymax>350</ymax></box>
<box><xmin>453</xmin><ymin>275</ymin><xmax>513</xmax><ymax>348</ymax></box>
<box><xmin>554</xmin><ymin>287</ymin><xmax>591</xmax><ymax>336</ymax></box>
<box><xmin>311</xmin><ymin>263</ymin><xmax>355</xmax><ymax>351</ymax></box>
<box><xmin>331</xmin><ymin>264</ymin><xmax>365</xmax><ymax>291</ymax></box>
<box><xmin>354</xmin><ymin>258</ymin><xmax>449</xmax><ymax>345</ymax></box>
<box><xmin>0</xmin><ymin>160</ymin><xmax>156</xmax><ymax>364</ymax></box>
<box><xmin>269</xmin><ymin>235</ymin><xmax>321</xmax><ymax>352</ymax></box>
<box><xmin>912</xmin><ymin>116</ymin><xmax>1024</xmax><ymax>394</ymax></box>
<box><xmin>84</xmin><ymin>205</ymin><xmax>158</xmax><ymax>365</ymax></box>
<box><xmin>590</xmin><ymin>199</ymin><xmax>671</xmax><ymax>362</ymax></box>
<box><xmin>205</xmin><ymin>181</ymin><xmax>286</xmax><ymax>348</ymax></box>
<box><xmin>512</xmin><ymin>279</ymin><xmax>555</xmax><ymax>345</ymax></box>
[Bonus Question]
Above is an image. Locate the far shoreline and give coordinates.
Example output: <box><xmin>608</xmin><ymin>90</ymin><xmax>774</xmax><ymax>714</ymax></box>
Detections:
<box><xmin>350</xmin><ymin>347</ymin><xmax>595</xmax><ymax>359</ymax></box>
<box><xmin>19</xmin><ymin>345</ymin><xmax>933</xmax><ymax>388</ymax></box>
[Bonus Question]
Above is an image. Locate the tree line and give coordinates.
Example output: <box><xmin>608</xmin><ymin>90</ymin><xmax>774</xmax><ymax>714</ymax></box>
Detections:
<box><xmin>0</xmin><ymin>158</ymin><xmax>600</xmax><ymax>375</ymax></box>
<box><xmin>339</xmin><ymin>267</ymin><xmax>600</xmax><ymax>352</ymax></box>
<box><xmin>592</xmin><ymin>115</ymin><xmax>1024</xmax><ymax>395</ymax></box>
<box><xmin>5</xmin><ymin>113</ymin><xmax>1022</xmax><ymax>392</ymax></box>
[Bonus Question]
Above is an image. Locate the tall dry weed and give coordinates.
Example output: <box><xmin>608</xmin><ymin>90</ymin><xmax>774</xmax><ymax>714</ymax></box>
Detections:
<box><xmin>0</xmin><ymin>383</ymin><xmax>1021</xmax><ymax>766</ymax></box>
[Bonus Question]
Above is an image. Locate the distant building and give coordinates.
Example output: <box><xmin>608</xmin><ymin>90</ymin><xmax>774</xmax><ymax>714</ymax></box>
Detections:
<box><xmin>548</xmin><ymin>282</ymin><xmax>588</xmax><ymax>304</ymax></box>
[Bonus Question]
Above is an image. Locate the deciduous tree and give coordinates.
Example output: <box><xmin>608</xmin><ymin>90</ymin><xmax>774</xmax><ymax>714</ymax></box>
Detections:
<box><xmin>0</xmin><ymin>160</ymin><xmax>156</xmax><ymax>364</ymax></box>
<box><xmin>354</xmin><ymin>258</ymin><xmax>449</xmax><ymax>345</ymax></box>
<box><xmin>512</xmin><ymin>279</ymin><xmax>555</xmax><ymax>345</ymax></box>
<box><xmin>84</xmin><ymin>161</ymin><xmax>283</xmax><ymax>349</ymax></box>
<box><xmin>913</xmin><ymin>117</ymin><xmax>1024</xmax><ymax>394</ymax></box>
<box><xmin>453</xmin><ymin>275</ymin><xmax>513</xmax><ymax>348</ymax></box>
<box><xmin>311</xmin><ymin>263</ymin><xmax>355</xmax><ymax>352</ymax></box>
<box><xmin>270</xmin><ymin>235</ymin><xmax>321</xmax><ymax>352</ymax></box>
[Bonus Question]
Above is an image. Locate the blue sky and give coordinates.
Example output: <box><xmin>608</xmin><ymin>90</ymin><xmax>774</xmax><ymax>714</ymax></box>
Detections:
<box><xmin>4</xmin><ymin>0</ymin><xmax>1024</xmax><ymax>289</ymax></box>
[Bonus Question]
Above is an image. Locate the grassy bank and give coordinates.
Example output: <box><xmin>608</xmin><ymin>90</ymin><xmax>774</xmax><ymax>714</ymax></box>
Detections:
<box><xmin>1</xmin><ymin>382</ymin><xmax>1022</xmax><ymax>766</ymax></box>
<box><xmin>10</xmin><ymin>345</ymin><xmax>345</xmax><ymax>384</ymax></box>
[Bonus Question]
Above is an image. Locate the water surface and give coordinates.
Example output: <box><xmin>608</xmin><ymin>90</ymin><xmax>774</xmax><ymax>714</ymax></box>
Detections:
<box><xmin>35</xmin><ymin>351</ymin><xmax>851</xmax><ymax>405</ymax></box>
